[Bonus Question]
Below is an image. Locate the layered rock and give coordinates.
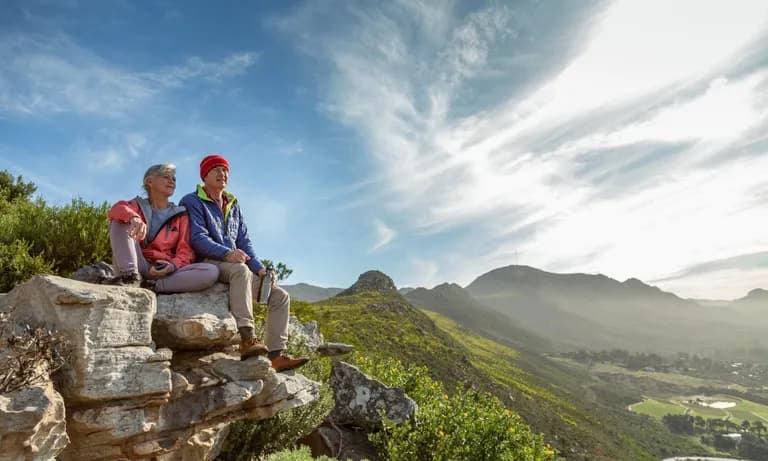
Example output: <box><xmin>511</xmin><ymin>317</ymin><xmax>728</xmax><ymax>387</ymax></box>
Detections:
<box><xmin>154</xmin><ymin>284</ymin><xmax>238</xmax><ymax>350</ymax></box>
<box><xmin>0</xmin><ymin>380</ymin><xmax>69</xmax><ymax>461</ymax></box>
<box><xmin>1</xmin><ymin>276</ymin><xmax>319</xmax><ymax>461</ymax></box>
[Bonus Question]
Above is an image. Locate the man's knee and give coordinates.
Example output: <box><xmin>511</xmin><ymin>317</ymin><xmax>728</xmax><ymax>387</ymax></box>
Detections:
<box><xmin>227</xmin><ymin>263</ymin><xmax>252</xmax><ymax>280</ymax></box>
<box><xmin>270</xmin><ymin>286</ymin><xmax>290</xmax><ymax>305</ymax></box>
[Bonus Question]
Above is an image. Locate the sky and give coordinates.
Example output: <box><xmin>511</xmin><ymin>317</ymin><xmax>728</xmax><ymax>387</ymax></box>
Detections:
<box><xmin>1</xmin><ymin>0</ymin><xmax>767</xmax><ymax>300</ymax></box>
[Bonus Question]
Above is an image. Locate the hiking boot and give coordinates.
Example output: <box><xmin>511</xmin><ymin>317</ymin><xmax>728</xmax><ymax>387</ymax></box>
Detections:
<box><xmin>240</xmin><ymin>338</ymin><xmax>268</xmax><ymax>361</ymax></box>
<box><xmin>99</xmin><ymin>272</ymin><xmax>142</xmax><ymax>288</ymax></box>
<box><xmin>270</xmin><ymin>354</ymin><xmax>309</xmax><ymax>372</ymax></box>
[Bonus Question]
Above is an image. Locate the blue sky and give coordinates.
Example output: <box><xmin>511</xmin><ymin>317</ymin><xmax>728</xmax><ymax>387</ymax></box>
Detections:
<box><xmin>2</xmin><ymin>0</ymin><xmax>767</xmax><ymax>299</ymax></box>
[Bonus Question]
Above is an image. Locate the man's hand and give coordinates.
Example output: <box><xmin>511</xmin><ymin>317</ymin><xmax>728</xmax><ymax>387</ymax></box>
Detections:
<box><xmin>148</xmin><ymin>260</ymin><xmax>174</xmax><ymax>279</ymax></box>
<box><xmin>127</xmin><ymin>216</ymin><xmax>146</xmax><ymax>241</ymax></box>
<box><xmin>224</xmin><ymin>249</ymin><xmax>250</xmax><ymax>264</ymax></box>
<box><xmin>257</xmin><ymin>268</ymin><xmax>277</xmax><ymax>287</ymax></box>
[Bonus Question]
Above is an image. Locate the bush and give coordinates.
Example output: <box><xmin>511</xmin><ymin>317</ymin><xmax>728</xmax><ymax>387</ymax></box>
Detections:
<box><xmin>263</xmin><ymin>446</ymin><xmax>336</xmax><ymax>461</ymax></box>
<box><xmin>216</xmin><ymin>377</ymin><xmax>333</xmax><ymax>461</ymax></box>
<box><xmin>0</xmin><ymin>241</ymin><xmax>54</xmax><ymax>291</ymax></box>
<box><xmin>351</xmin><ymin>354</ymin><xmax>555</xmax><ymax>461</ymax></box>
<box><xmin>0</xmin><ymin>307</ymin><xmax>71</xmax><ymax>394</ymax></box>
<box><xmin>0</xmin><ymin>193</ymin><xmax>111</xmax><ymax>291</ymax></box>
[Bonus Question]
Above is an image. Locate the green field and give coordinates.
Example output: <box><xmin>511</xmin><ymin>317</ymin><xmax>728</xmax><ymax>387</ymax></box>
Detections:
<box><xmin>550</xmin><ymin>357</ymin><xmax>744</xmax><ymax>389</ymax></box>
<box><xmin>631</xmin><ymin>395</ymin><xmax>768</xmax><ymax>423</ymax></box>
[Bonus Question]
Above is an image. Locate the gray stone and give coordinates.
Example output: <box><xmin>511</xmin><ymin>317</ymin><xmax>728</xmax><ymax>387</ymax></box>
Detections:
<box><xmin>328</xmin><ymin>362</ymin><xmax>417</xmax><ymax>430</ymax></box>
<box><xmin>316</xmin><ymin>342</ymin><xmax>355</xmax><ymax>356</ymax></box>
<box><xmin>287</xmin><ymin>316</ymin><xmax>324</xmax><ymax>350</ymax></box>
<box><xmin>1</xmin><ymin>276</ymin><xmax>170</xmax><ymax>404</ymax></box>
<box><xmin>154</xmin><ymin>284</ymin><xmax>238</xmax><ymax>350</ymax></box>
<box><xmin>0</xmin><ymin>381</ymin><xmax>69</xmax><ymax>461</ymax></box>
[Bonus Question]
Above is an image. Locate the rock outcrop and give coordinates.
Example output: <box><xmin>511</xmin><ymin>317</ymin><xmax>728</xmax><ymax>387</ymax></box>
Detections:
<box><xmin>336</xmin><ymin>271</ymin><xmax>399</xmax><ymax>297</ymax></box>
<box><xmin>1</xmin><ymin>275</ymin><xmax>319</xmax><ymax>461</ymax></box>
<box><xmin>328</xmin><ymin>361</ymin><xmax>416</xmax><ymax>430</ymax></box>
<box><xmin>304</xmin><ymin>361</ymin><xmax>416</xmax><ymax>460</ymax></box>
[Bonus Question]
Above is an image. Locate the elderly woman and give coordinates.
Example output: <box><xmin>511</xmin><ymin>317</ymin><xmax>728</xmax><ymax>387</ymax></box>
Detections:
<box><xmin>105</xmin><ymin>163</ymin><xmax>219</xmax><ymax>292</ymax></box>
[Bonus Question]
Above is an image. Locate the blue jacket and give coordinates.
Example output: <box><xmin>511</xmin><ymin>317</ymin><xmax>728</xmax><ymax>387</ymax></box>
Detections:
<box><xmin>180</xmin><ymin>185</ymin><xmax>265</xmax><ymax>273</ymax></box>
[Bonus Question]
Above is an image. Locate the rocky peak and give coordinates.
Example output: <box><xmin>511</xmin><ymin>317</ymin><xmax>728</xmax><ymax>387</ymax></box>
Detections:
<box><xmin>337</xmin><ymin>270</ymin><xmax>399</xmax><ymax>297</ymax></box>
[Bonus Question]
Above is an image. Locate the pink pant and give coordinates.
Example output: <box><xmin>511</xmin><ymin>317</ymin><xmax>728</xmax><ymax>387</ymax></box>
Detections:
<box><xmin>109</xmin><ymin>221</ymin><xmax>218</xmax><ymax>293</ymax></box>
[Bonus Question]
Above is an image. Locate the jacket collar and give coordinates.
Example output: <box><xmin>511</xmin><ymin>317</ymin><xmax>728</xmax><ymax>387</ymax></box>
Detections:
<box><xmin>196</xmin><ymin>185</ymin><xmax>237</xmax><ymax>221</ymax></box>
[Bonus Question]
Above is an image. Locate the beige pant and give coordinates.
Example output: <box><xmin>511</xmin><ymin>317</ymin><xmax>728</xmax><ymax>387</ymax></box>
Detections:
<box><xmin>207</xmin><ymin>261</ymin><xmax>290</xmax><ymax>352</ymax></box>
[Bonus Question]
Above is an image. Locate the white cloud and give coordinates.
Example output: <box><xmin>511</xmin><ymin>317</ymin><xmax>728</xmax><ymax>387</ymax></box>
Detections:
<box><xmin>143</xmin><ymin>52</ymin><xmax>260</xmax><ymax>87</ymax></box>
<box><xmin>0</xmin><ymin>33</ymin><xmax>258</xmax><ymax>117</ymax></box>
<box><xmin>654</xmin><ymin>268</ymin><xmax>768</xmax><ymax>300</ymax></box>
<box><xmin>370</xmin><ymin>219</ymin><xmax>397</xmax><ymax>252</ymax></box>
<box><xmin>280</xmin><ymin>1</ymin><xmax>768</xmax><ymax>297</ymax></box>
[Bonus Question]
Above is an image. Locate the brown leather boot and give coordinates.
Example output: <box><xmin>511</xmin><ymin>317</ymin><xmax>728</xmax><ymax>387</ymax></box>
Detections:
<box><xmin>270</xmin><ymin>354</ymin><xmax>310</xmax><ymax>372</ymax></box>
<box><xmin>240</xmin><ymin>338</ymin><xmax>268</xmax><ymax>361</ymax></box>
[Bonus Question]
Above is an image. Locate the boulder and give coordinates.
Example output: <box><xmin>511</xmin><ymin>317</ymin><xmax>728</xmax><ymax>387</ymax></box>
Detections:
<box><xmin>0</xmin><ymin>380</ymin><xmax>69</xmax><ymax>461</ymax></box>
<box><xmin>1</xmin><ymin>275</ymin><xmax>170</xmax><ymax>404</ymax></box>
<box><xmin>328</xmin><ymin>361</ymin><xmax>416</xmax><ymax>430</ymax></box>
<box><xmin>2</xmin><ymin>275</ymin><xmax>320</xmax><ymax>461</ymax></box>
<box><xmin>154</xmin><ymin>283</ymin><xmax>238</xmax><ymax>350</ymax></box>
<box><xmin>287</xmin><ymin>316</ymin><xmax>324</xmax><ymax>350</ymax></box>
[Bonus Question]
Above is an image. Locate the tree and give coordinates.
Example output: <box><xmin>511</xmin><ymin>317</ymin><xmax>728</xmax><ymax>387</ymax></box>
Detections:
<box><xmin>261</xmin><ymin>259</ymin><xmax>293</xmax><ymax>282</ymax></box>
<box><xmin>662</xmin><ymin>414</ymin><xmax>695</xmax><ymax>435</ymax></box>
<box><xmin>753</xmin><ymin>420</ymin><xmax>766</xmax><ymax>436</ymax></box>
<box><xmin>741</xmin><ymin>420</ymin><xmax>752</xmax><ymax>433</ymax></box>
<box><xmin>0</xmin><ymin>170</ymin><xmax>36</xmax><ymax>203</ymax></box>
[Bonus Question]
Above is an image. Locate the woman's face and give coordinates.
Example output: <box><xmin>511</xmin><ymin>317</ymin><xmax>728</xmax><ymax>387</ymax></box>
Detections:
<box><xmin>148</xmin><ymin>171</ymin><xmax>176</xmax><ymax>198</ymax></box>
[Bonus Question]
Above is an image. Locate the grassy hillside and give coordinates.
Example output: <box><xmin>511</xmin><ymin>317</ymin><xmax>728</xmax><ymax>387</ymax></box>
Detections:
<box><xmin>305</xmin><ymin>289</ymin><xmax>709</xmax><ymax>460</ymax></box>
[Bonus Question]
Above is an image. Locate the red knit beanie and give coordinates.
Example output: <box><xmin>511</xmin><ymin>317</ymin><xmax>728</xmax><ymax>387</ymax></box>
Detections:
<box><xmin>200</xmin><ymin>154</ymin><xmax>230</xmax><ymax>179</ymax></box>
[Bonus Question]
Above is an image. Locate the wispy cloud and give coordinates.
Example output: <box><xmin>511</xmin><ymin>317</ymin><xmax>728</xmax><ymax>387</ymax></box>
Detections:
<box><xmin>278</xmin><ymin>0</ymin><xmax>768</xmax><ymax>297</ymax></box>
<box><xmin>0</xmin><ymin>32</ymin><xmax>258</xmax><ymax>117</ymax></box>
<box><xmin>369</xmin><ymin>219</ymin><xmax>396</xmax><ymax>252</ymax></box>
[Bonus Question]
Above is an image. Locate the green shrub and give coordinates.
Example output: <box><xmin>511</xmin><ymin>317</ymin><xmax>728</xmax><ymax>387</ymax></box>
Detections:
<box><xmin>351</xmin><ymin>354</ymin><xmax>555</xmax><ymax>461</ymax></box>
<box><xmin>0</xmin><ymin>241</ymin><xmax>53</xmax><ymax>291</ymax></box>
<box><xmin>217</xmin><ymin>379</ymin><xmax>334</xmax><ymax>461</ymax></box>
<box><xmin>8</xmin><ymin>197</ymin><xmax>111</xmax><ymax>275</ymax></box>
<box><xmin>0</xmin><ymin>192</ymin><xmax>110</xmax><ymax>291</ymax></box>
<box><xmin>263</xmin><ymin>446</ymin><xmax>336</xmax><ymax>461</ymax></box>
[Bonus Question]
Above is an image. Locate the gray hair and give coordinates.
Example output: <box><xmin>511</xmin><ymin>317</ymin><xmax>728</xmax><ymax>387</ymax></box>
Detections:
<box><xmin>142</xmin><ymin>163</ymin><xmax>176</xmax><ymax>194</ymax></box>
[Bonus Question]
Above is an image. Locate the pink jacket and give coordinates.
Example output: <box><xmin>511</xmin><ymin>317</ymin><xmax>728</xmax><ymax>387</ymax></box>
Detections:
<box><xmin>108</xmin><ymin>197</ymin><xmax>195</xmax><ymax>269</ymax></box>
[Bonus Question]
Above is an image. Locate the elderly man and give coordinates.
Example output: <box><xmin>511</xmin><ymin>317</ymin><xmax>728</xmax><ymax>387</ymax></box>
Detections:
<box><xmin>180</xmin><ymin>154</ymin><xmax>308</xmax><ymax>372</ymax></box>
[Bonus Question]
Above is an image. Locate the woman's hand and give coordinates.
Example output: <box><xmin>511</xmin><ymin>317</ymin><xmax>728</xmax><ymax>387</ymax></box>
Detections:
<box><xmin>127</xmin><ymin>216</ymin><xmax>147</xmax><ymax>241</ymax></box>
<box><xmin>148</xmin><ymin>260</ymin><xmax>174</xmax><ymax>279</ymax></box>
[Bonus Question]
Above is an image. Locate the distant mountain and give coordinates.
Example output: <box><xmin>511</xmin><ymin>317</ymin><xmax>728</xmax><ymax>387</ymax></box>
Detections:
<box><xmin>465</xmin><ymin>265</ymin><xmax>768</xmax><ymax>353</ymax></box>
<box><xmin>398</xmin><ymin>287</ymin><xmax>416</xmax><ymax>295</ymax></box>
<box><xmin>405</xmin><ymin>283</ymin><xmax>557</xmax><ymax>352</ymax></box>
<box><xmin>735</xmin><ymin>288</ymin><xmax>768</xmax><ymax>304</ymax></box>
<box><xmin>282</xmin><ymin>283</ymin><xmax>342</xmax><ymax>302</ymax></box>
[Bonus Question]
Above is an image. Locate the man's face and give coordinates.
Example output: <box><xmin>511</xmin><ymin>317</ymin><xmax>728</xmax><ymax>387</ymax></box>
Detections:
<box><xmin>203</xmin><ymin>165</ymin><xmax>229</xmax><ymax>191</ymax></box>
